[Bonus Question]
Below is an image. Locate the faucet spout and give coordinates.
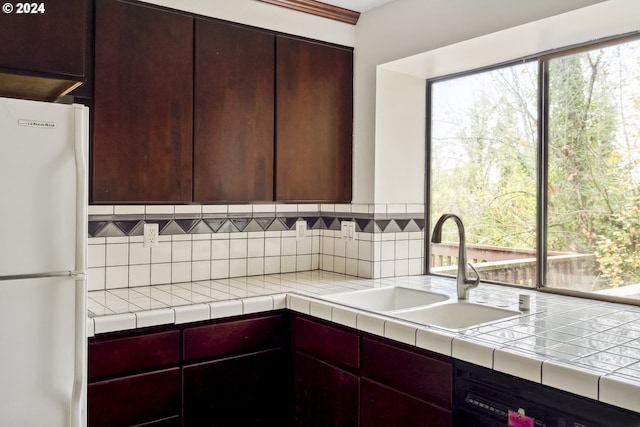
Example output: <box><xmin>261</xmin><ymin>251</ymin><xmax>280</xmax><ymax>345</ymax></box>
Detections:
<box><xmin>431</xmin><ymin>213</ymin><xmax>480</xmax><ymax>299</ymax></box>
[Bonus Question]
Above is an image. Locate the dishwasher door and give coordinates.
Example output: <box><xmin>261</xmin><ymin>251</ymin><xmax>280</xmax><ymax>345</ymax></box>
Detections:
<box><xmin>454</xmin><ymin>361</ymin><xmax>640</xmax><ymax>427</ymax></box>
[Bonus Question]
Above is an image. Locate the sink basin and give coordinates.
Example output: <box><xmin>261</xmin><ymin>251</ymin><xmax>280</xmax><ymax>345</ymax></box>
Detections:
<box><xmin>324</xmin><ymin>286</ymin><xmax>450</xmax><ymax>312</ymax></box>
<box><xmin>394</xmin><ymin>302</ymin><xmax>521</xmax><ymax>331</ymax></box>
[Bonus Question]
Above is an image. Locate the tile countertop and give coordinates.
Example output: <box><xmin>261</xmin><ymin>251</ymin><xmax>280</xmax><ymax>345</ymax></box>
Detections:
<box><xmin>87</xmin><ymin>271</ymin><xmax>640</xmax><ymax>414</ymax></box>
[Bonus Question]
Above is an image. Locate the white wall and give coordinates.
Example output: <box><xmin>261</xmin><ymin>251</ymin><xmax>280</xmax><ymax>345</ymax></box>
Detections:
<box><xmin>353</xmin><ymin>0</ymin><xmax>607</xmax><ymax>204</ymax></box>
<box><xmin>139</xmin><ymin>0</ymin><xmax>355</xmax><ymax>46</ymax></box>
<box><xmin>374</xmin><ymin>68</ymin><xmax>425</xmax><ymax>204</ymax></box>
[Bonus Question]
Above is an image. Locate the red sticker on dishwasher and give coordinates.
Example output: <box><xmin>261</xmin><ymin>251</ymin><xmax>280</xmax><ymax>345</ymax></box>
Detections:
<box><xmin>508</xmin><ymin>409</ymin><xmax>534</xmax><ymax>427</ymax></box>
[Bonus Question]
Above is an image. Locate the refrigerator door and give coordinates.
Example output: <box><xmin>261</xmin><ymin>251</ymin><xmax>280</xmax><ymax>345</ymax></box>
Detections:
<box><xmin>0</xmin><ymin>96</ymin><xmax>88</xmax><ymax>427</ymax></box>
<box><xmin>0</xmin><ymin>97</ymin><xmax>78</xmax><ymax>276</ymax></box>
<box><xmin>0</xmin><ymin>276</ymin><xmax>78</xmax><ymax>426</ymax></box>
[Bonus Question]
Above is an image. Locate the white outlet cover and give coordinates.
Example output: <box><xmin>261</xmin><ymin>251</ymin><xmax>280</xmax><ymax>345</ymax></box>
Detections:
<box><xmin>295</xmin><ymin>220</ymin><xmax>307</xmax><ymax>240</ymax></box>
<box><xmin>143</xmin><ymin>223</ymin><xmax>159</xmax><ymax>248</ymax></box>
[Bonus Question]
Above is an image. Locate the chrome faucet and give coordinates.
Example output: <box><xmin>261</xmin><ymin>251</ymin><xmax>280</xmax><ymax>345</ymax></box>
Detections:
<box><xmin>431</xmin><ymin>213</ymin><xmax>480</xmax><ymax>299</ymax></box>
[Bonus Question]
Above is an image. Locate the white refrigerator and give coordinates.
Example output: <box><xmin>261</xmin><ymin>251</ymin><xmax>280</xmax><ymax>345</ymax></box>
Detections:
<box><xmin>0</xmin><ymin>96</ymin><xmax>88</xmax><ymax>427</ymax></box>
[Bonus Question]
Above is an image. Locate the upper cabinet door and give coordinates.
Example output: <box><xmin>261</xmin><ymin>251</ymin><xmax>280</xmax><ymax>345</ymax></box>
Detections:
<box><xmin>0</xmin><ymin>0</ymin><xmax>86</xmax><ymax>100</ymax></box>
<box><xmin>193</xmin><ymin>19</ymin><xmax>275</xmax><ymax>203</ymax></box>
<box><xmin>92</xmin><ymin>0</ymin><xmax>193</xmax><ymax>203</ymax></box>
<box><xmin>0</xmin><ymin>0</ymin><xmax>85</xmax><ymax>76</ymax></box>
<box><xmin>275</xmin><ymin>36</ymin><xmax>353</xmax><ymax>203</ymax></box>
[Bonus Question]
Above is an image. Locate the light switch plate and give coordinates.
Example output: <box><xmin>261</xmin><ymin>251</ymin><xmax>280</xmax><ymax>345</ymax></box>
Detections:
<box><xmin>341</xmin><ymin>220</ymin><xmax>356</xmax><ymax>241</ymax></box>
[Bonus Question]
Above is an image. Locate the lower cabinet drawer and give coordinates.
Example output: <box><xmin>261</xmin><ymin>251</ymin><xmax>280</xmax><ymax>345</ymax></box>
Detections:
<box><xmin>293</xmin><ymin>315</ymin><xmax>359</xmax><ymax>370</ymax></box>
<box><xmin>183</xmin><ymin>313</ymin><xmax>285</xmax><ymax>361</ymax></box>
<box><xmin>88</xmin><ymin>367</ymin><xmax>180</xmax><ymax>427</ymax></box>
<box><xmin>361</xmin><ymin>378</ymin><xmax>452</xmax><ymax>427</ymax></box>
<box><xmin>89</xmin><ymin>329</ymin><xmax>180</xmax><ymax>380</ymax></box>
<box><xmin>361</xmin><ymin>337</ymin><xmax>452</xmax><ymax>409</ymax></box>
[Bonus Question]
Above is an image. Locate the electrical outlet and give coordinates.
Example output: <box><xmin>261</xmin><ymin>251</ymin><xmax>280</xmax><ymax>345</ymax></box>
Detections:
<box><xmin>143</xmin><ymin>223</ymin><xmax>159</xmax><ymax>248</ymax></box>
<box><xmin>295</xmin><ymin>219</ymin><xmax>307</xmax><ymax>240</ymax></box>
<box><xmin>341</xmin><ymin>220</ymin><xmax>356</xmax><ymax>242</ymax></box>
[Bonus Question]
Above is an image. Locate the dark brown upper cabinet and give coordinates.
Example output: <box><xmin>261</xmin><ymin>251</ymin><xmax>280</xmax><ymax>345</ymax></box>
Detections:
<box><xmin>0</xmin><ymin>0</ymin><xmax>87</xmax><ymax>100</ymax></box>
<box><xmin>90</xmin><ymin>1</ymin><xmax>353</xmax><ymax>204</ymax></box>
<box><xmin>275</xmin><ymin>35</ymin><xmax>353</xmax><ymax>203</ymax></box>
<box><xmin>92</xmin><ymin>0</ymin><xmax>194</xmax><ymax>203</ymax></box>
<box><xmin>193</xmin><ymin>19</ymin><xmax>275</xmax><ymax>203</ymax></box>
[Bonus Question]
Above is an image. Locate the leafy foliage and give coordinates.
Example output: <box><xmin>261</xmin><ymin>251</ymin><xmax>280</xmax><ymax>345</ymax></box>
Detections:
<box><xmin>431</xmin><ymin>62</ymin><xmax>538</xmax><ymax>249</ymax></box>
<box><xmin>596</xmin><ymin>191</ymin><xmax>640</xmax><ymax>287</ymax></box>
<box><xmin>431</xmin><ymin>39</ymin><xmax>640</xmax><ymax>291</ymax></box>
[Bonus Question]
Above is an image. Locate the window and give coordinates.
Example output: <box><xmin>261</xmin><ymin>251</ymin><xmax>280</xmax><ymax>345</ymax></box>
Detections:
<box><xmin>428</xmin><ymin>35</ymin><xmax>640</xmax><ymax>303</ymax></box>
<box><xmin>546</xmin><ymin>38</ymin><xmax>640</xmax><ymax>299</ymax></box>
<box><xmin>429</xmin><ymin>62</ymin><xmax>539</xmax><ymax>288</ymax></box>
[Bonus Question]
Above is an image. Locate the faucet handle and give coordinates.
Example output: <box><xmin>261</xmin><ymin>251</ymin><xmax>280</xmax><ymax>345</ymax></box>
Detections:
<box><xmin>465</xmin><ymin>263</ymin><xmax>480</xmax><ymax>288</ymax></box>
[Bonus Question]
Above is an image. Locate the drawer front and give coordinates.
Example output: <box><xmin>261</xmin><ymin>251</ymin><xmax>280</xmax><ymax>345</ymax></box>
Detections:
<box><xmin>361</xmin><ymin>378</ymin><xmax>452</xmax><ymax>427</ymax></box>
<box><xmin>293</xmin><ymin>315</ymin><xmax>359</xmax><ymax>370</ymax></box>
<box><xmin>89</xmin><ymin>329</ymin><xmax>180</xmax><ymax>380</ymax></box>
<box><xmin>361</xmin><ymin>337</ymin><xmax>452</xmax><ymax>408</ymax></box>
<box><xmin>88</xmin><ymin>367</ymin><xmax>180</xmax><ymax>427</ymax></box>
<box><xmin>294</xmin><ymin>352</ymin><xmax>359</xmax><ymax>427</ymax></box>
<box><xmin>184</xmin><ymin>349</ymin><xmax>289</xmax><ymax>427</ymax></box>
<box><xmin>183</xmin><ymin>313</ymin><xmax>285</xmax><ymax>361</ymax></box>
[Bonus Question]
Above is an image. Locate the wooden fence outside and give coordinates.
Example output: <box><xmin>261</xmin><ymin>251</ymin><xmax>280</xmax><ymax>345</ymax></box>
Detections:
<box><xmin>430</xmin><ymin>243</ymin><xmax>596</xmax><ymax>288</ymax></box>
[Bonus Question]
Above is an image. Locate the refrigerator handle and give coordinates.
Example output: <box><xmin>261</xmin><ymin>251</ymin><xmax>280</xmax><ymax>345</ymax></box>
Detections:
<box><xmin>71</xmin><ymin>104</ymin><xmax>89</xmax><ymax>427</ymax></box>
<box><xmin>73</xmin><ymin>104</ymin><xmax>88</xmax><ymax>287</ymax></box>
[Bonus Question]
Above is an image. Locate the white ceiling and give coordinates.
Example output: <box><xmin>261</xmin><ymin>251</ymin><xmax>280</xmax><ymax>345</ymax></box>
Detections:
<box><xmin>320</xmin><ymin>0</ymin><xmax>396</xmax><ymax>13</ymax></box>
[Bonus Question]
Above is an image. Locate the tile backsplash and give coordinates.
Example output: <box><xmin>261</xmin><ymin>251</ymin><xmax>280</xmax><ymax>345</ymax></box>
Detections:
<box><xmin>87</xmin><ymin>203</ymin><xmax>426</xmax><ymax>291</ymax></box>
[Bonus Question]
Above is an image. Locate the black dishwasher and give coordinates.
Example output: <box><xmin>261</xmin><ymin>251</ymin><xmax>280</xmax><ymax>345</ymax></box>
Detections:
<box><xmin>454</xmin><ymin>361</ymin><xmax>640</xmax><ymax>427</ymax></box>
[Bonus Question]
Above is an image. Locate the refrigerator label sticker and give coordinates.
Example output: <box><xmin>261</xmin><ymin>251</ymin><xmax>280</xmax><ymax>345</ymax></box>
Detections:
<box><xmin>17</xmin><ymin>119</ymin><xmax>56</xmax><ymax>129</ymax></box>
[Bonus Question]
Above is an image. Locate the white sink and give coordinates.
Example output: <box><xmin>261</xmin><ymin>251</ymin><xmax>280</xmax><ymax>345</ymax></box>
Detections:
<box><xmin>394</xmin><ymin>301</ymin><xmax>521</xmax><ymax>331</ymax></box>
<box><xmin>324</xmin><ymin>286</ymin><xmax>450</xmax><ymax>312</ymax></box>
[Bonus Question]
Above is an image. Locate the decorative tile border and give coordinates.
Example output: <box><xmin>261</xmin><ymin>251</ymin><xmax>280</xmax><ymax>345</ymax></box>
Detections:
<box><xmin>88</xmin><ymin>204</ymin><xmax>426</xmax><ymax>238</ymax></box>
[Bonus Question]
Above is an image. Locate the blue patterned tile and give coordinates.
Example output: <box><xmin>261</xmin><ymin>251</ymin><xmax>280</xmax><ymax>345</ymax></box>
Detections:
<box><xmin>88</xmin><ymin>221</ymin><xmax>108</xmax><ymax>237</ymax></box>
<box><xmin>313</xmin><ymin>217</ymin><xmax>328</xmax><ymax>230</ymax></box>
<box><xmin>204</xmin><ymin>218</ymin><xmax>226</xmax><ymax>233</ymax></box>
<box><xmin>94</xmin><ymin>222</ymin><xmax>125</xmax><ymax>238</ymax></box>
<box><xmin>282</xmin><ymin>217</ymin><xmax>299</xmax><ymax>230</ymax></box>
<box><xmin>175</xmin><ymin>219</ymin><xmax>200</xmax><ymax>234</ymax></box>
<box><xmin>355</xmin><ymin>217</ymin><xmax>374</xmax><ymax>233</ymax></box>
<box><xmin>244</xmin><ymin>219</ymin><xmax>265</xmax><ymax>232</ymax></box>
<box><xmin>161</xmin><ymin>220</ymin><xmax>185</xmax><ymax>235</ymax></box>
<box><xmin>254</xmin><ymin>217</ymin><xmax>275</xmax><ymax>230</ymax></box>
<box><xmin>217</xmin><ymin>220</ymin><xmax>239</xmax><ymax>233</ymax></box>
<box><xmin>189</xmin><ymin>220</ymin><xmax>213</xmax><ymax>234</ymax></box>
<box><xmin>267</xmin><ymin>218</ymin><xmax>287</xmax><ymax>232</ymax></box>
<box><xmin>230</xmin><ymin>218</ymin><xmax>251</xmax><ymax>232</ymax></box>
<box><xmin>87</xmin><ymin>209</ymin><xmax>425</xmax><ymax>236</ymax></box>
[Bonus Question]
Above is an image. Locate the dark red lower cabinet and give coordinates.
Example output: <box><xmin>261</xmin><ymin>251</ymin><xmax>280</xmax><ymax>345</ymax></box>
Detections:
<box><xmin>293</xmin><ymin>352</ymin><xmax>359</xmax><ymax>427</ymax></box>
<box><xmin>87</xmin><ymin>368</ymin><xmax>180</xmax><ymax>427</ymax></box>
<box><xmin>183</xmin><ymin>349</ymin><xmax>290</xmax><ymax>427</ymax></box>
<box><xmin>291</xmin><ymin>314</ymin><xmax>453</xmax><ymax>427</ymax></box>
<box><xmin>361</xmin><ymin>378</ymin><xmax>452</xmax><ymax>427</ymax></box>
<box><xmin>87</xmin><ymin>312</ymin><xmax>456</xmax><ymax>427</ymax></box>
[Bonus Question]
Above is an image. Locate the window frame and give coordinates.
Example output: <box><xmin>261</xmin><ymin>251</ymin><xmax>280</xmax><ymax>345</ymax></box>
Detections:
<box><xmin>425</xmin><ymin>32</ymin><xmax>640</xmax><ymax>306</ymax></box>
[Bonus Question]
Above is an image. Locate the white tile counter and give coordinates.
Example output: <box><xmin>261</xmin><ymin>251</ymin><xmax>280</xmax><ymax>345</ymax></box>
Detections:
<box><xmin>88</xmin><ymin>271</ymin><xmax>640</xmax><ymax>414</ymax></box>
